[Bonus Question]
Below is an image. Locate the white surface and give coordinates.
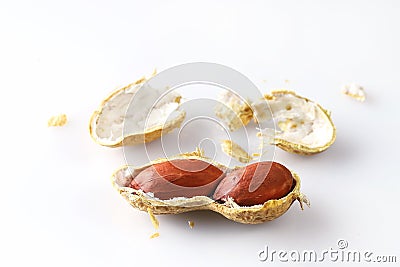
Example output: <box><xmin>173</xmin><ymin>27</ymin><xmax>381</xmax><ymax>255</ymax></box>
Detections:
<box><xmin>1</xmin><ymin>0</ymin><xmax>400</xmax><ymax>266</ymax></box>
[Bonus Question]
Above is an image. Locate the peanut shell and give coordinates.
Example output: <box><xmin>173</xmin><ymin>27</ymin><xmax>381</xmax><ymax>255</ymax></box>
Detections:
<box><xmin>217</xmin><ymin>90</ymin><xmax>336</xmax><ymax>155</ymax></box>
<box><xmin>111</xmin><ymin>153</ymin><xmax>308</xmax><ymax>224</ymax></box>
<box><xmin>89</xmin><ymin>77</ymin><xmax>185</xmax><ymax>147</ymax></box>
<box><xmin>267</xmin><ymin>90</ymin><xmax>336</xmax><ymax>155</ymax></box>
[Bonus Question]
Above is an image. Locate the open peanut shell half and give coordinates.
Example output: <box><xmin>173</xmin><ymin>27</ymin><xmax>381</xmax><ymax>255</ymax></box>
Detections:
<box><xmin>89</xmin><ymin>78</ymin><xmax>185</xmax><ymax>147</ymax></box>
<box><xmin>216</xmin><ymin>90</ymin><xmax>336</xmax><ymax>155</ymax></box>
<box><xmin>111</xmin><ymin>152</ymin><xmax>308</xmax><ymax>224</ymax></box>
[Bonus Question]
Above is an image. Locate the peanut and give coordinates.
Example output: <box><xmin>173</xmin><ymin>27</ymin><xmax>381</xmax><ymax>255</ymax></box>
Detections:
<box><xmin>213</xmin><ymin>161</ymin><xmax>293</xmax><ymax>206</ymax></box>
<box><xmin>130</xmin><ymin>159</ymin><xmax>224</xmax><ymax>200</ymax></box>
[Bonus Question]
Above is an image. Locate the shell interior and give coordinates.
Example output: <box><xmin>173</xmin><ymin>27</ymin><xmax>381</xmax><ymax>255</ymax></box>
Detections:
<box><xmin>254</xmin><ymin>91</ymin><xmax>335</xmax><ymax>149</ymax></box>
<box><xmin>90</xmin><ymin>80</ymin><xmax>184</xmax><ymax>146</ymax></box>
<box><xmin>217</xmin><ymin>90</ymin><xmax>336</xmax><ymax>151</ymax></box>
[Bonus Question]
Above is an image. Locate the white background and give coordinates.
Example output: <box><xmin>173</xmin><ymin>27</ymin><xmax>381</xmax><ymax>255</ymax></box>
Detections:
<box><xmin>1</xmin><ymin>0</ymin><xmax>399</xmax><ymax>266</ymax></box>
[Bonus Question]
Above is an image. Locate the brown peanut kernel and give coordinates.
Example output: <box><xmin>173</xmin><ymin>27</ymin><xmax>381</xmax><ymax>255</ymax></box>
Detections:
<box><xmin>213</xmin><ymin>161</ymin><xmax>294</xmax><ymax>206</ymax></box>
<box><xmin>130</xmin><ymin>159</ymin><xmax>294</xmax><ymax>206</ymax></box>
<box><xmin>130</xmin><ymin>159</ymin><xmax>224</xmax><ymax>200</ymax></box>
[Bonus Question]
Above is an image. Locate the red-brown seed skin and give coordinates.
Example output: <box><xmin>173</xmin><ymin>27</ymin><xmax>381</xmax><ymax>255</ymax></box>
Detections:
<box><xmin>130</xmin><ymin>159</ymin><xmax>224</xmax><ymax>200</ymax></box>
<box><xmin>213</xmin><ymin>161</ymin><xmax>294</xmax><ymax>206</ymax></box>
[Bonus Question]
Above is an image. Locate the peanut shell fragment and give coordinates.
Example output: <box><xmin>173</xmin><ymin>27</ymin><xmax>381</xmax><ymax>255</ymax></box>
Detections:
<box><xmin>111</xmin><ymin>154</ymin><xmax>307</xmax><ymax>224</ymax></box>
<box><xmin>220</xmin><ymin>140</ymin><xmax>253</xmax><ymax>163</ymax></box>
<box><xmin>48</xmin><ymin>114</ymin><xmax>67</xmax><ymax>127</ymax></box>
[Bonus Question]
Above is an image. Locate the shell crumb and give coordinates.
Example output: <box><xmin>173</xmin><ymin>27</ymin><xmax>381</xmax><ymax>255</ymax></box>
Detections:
<box><xmin>147</xmin><ymin>208</ymin><xmax>159</xmax><ymax>230</ymax></box>
<box><xmin>221</xmin><ymin>140</ymin><xmax>252</xmax><ymax>163</ymax></box>
<box><xmin>48</xmin><ymin>114</ymin><xmax>67</xmax><ymax>127</ymax></box>
<box><xmin>341</xmin><ymin>83</ymin><xmax>366</xmax><ymax>102</ymax></box>
<box><xmin>150</xmin><ymin>232</ymin><xmax>160</xmax><ymax>239</ymax></box>
<box><xmin>188</xmin><ymin>220</ymin><xmax>195</xmax><ymax>229</ymax></box>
